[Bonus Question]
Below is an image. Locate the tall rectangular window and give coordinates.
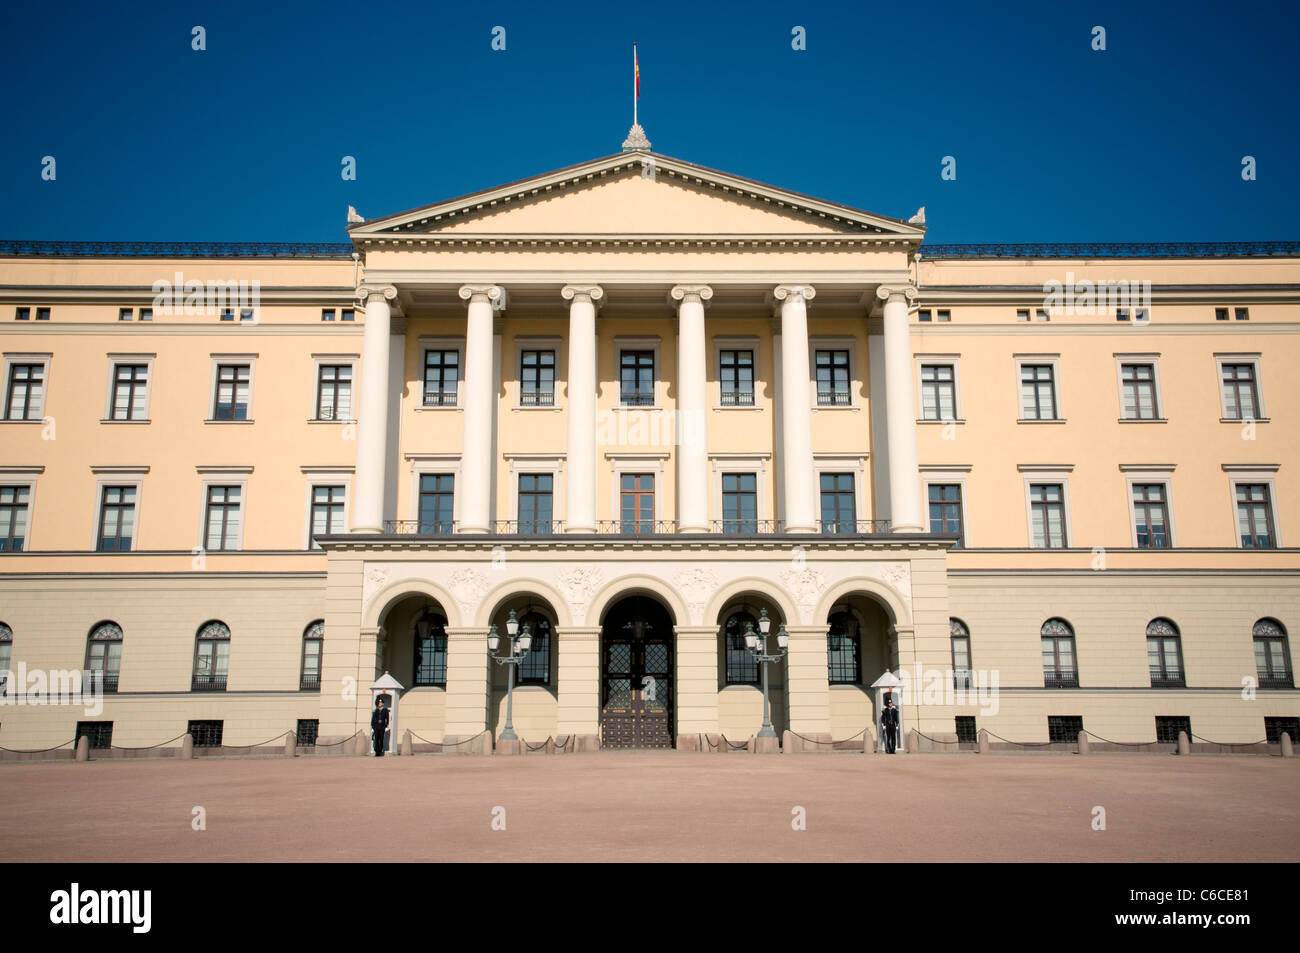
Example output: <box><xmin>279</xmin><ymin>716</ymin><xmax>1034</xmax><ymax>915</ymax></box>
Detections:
<box><xmin>110</xmin><ymin>364</ymin><xmax>149</xmax><ymax>421</ymax></box>
<box><xmin>619</xmin><ymin>350</ymin><xmax>655</xmax><ymax>406</ymax></box>
<box><xmin>517</xmin><ymin>473</ymin><xmax>554</xmax><ymax>534</ymax></box>
<box><xmin>928</xmin><ymin>484</ymin><xmax>964</xmax><ymax>545</ymax></box>
<box><xmin>213</xmin><ymin>364</ymin><xmax>250</xmax><ymax>420</ymax></box>
<box><xmin>951</xmin><ymin>630</ymin><xmax>972</xmax><ymax>690</ymax></box>
<box><xmin>1120</xmin><ymin>363</ymin><xmax>1158</xmax><ymax>419</ymax></box>
<box><xmin>315</xmin><ymin>364</ymin><xmax>352</xmax><ymax>420</ymax></box>
<box><xmin>920</xmin><ymin>363</ymin><xmax>956</xmax><ymax>420</ymax></box>
<box><xmin>418</xmin><ymin>474</ymin><xmax>455</xmax><ymax>534</ymax></box>
<box><xmin>815</xmin><ymin>350</ymin><xmax>850</xmax><ymax>406</ymax></box>
<box><xmin>1132</xmin><ymin>483</ymin><xmax>1170</xmax><ymax>548</ymax></box>
<box><xmin>719</xmin><ymin>349</ymin><xmax>754</xmax><ymax>406</ymax></box>
<box><xmin>1019</xmin><ymin>364</ymin><xmax>1058</xmax><ymax>420</ymax></box>
<box><xmin>721</xmin><ymin>472</ymin><xmax>757</xmax><ymax>533</ymax></box>
<box><xmin>1029</xmin><ymin>483</ymin><xmax>1067</xmax><ymax>548</ymax></box>
<box><xmin>1042</xmin><ymin>628</ymin><xmax>1078</xmax><ymax>687</ymax></box>
<box><xmin>423</xmin><ymin>350</ymin><xmax>459</xmax><ymax>406</ymax></box>
<box><xmin>619</xmin><ymin>473</ymin><xmax>654</xmax><ymax>533</ymax></box>
<box><xmin>0</xmin><ymin>486</ymin><xmax>29</xmax><ymax>552</ymax></box>
<box><xmin>97</xmin><ymin>486</ymin><xmax>136</xmax><ymax>551</ymax></box>
<box><xmin>1255</xmin><ymin>621</ymin><xmax>1293</xmax><ymax>688</ymax></box>
<box><xmin>204</xmin><ymin>486</ymin><xmax>242</xmax><ymax>550</ymax></box>
<box><xmin>5</xmin><ymin>363</ymin><xmax>45</xmax><ymax>420</ymax></box>
<box><xmin>1147</xmin><ymin>631</ymin><xmax>1185</xmax><ymax>687</ymax></box>
<box><xmin>1235</xmin><ymin>483</ymin><xmax>1275</xmax><ymax>548</ymax></box>
<box><xmin>310</xmin><ymin>486</ymin><xmax>345</xmax><ymax>547</ymax></box>
<box><xmin>519</xmin><ymin>350</ymin><xmax>555</xmax><ymax>406</ymax></box>
<box><xmin>1220</xmin><ymin>363</ymin><xmax>1259</xmax><ymax>419</ymax></box>
<box><xmin>819</xmin><ymin>472</ymin><xmax>855</xmax><ymax>534</ymax></box>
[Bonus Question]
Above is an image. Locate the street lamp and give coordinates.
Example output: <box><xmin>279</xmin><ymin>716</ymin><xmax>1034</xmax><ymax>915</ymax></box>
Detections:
<box><xmin>744</xmin><ymin>609</ymin><xmax>787</xmax><ymax>739</ymax></box>
<box><xmin>488</xmin><ymin>609</ymin><xmax>531</xmax><ymax>741</ymax></box>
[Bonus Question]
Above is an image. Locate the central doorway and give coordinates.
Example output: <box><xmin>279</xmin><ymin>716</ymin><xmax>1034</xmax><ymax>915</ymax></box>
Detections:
<box><xmin>600</xmin><ymin>595</ymin><xmax>674</xmax><ymax>748</ymax></box>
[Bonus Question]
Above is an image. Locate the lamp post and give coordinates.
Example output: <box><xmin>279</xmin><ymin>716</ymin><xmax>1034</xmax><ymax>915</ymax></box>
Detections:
<box><xmin>488</xmin><ymin>609</ymin><xmax>532</xmax><ymax>741</ymax></box>
<box><xmin>744</xmin><ymin>609</ymin><xmax>788</xmax><ymax>739</ymax></box>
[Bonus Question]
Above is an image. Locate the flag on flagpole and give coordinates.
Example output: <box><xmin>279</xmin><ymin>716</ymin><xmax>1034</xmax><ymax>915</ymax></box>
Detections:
<box><xmin>635</xmin><ymin>45</ymin><xmax>640</xmax><ymax>99</ymax></box>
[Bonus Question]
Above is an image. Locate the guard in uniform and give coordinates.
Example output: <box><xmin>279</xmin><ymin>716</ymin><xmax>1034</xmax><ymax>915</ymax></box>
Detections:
<box><xmin>371</xmin><ymin>696</ymin><xmax>390</xmax><ymax>757</ymax></box>
<box><xmin>881</xmin><ymin>695</ymin><xmax>900</xmax><ymax>754</ymax></box>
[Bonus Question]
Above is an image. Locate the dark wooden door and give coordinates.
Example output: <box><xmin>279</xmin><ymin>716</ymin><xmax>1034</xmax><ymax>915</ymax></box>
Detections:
<box><xmin>601</xmin><ymin>602</ymin><xmax>673</xmax><ymax>748</ymax></box>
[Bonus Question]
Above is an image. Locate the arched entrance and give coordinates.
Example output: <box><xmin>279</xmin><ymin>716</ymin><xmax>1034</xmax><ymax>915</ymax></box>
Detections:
<box><xmin>600</xmin><ymin>594</ymin><xmax>675</xmax><ymax>748</ymax></box>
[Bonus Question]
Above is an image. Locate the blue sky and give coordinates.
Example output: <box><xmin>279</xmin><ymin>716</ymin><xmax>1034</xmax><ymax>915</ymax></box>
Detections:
<box><xmin>1</xmin><ymin>0</ymin><xmax>1297</xmax><ymax>243</ymax></box>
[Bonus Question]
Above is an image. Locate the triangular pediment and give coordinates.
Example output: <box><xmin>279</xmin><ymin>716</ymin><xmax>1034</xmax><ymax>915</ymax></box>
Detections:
<box><xmin>348</xmin><ymin>153</ymin><xmax>924</xmax><ymax>246</ymax></box>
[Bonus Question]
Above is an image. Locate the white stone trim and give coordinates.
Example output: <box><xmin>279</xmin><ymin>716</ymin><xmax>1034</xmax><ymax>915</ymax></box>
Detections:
<box><xmin>206</xmin><ymin>352</ymin><xmax>258</xmax><ymax>423</ymax></box>
<box><xmin>301</xmin><ymin>466</ymin><xmax>354</xmax><ymax>549</ymax></box>
<box><xmin>711</xmin><ymin>335</ymin><xmax>762</xmax><ymax>410</ymax></box>
<box><xmin>504</xmin><ymin>452</ymin><xmax>565</xmax><ymax>526</ymax></box>
<box><xmin>813</xmin><ymin>452</ymin><xmax>870</xmax><ymax>526</ymax></box>
<box><xmin>606</xmin><ymin>451</ymin><xmax>669</xmax><ymax>524</ymax></box>
<box><xmin>101</xmin><ymin>352</ymin><xmax>156</xmax><ymax>423</ymax></box>
<box><xmin>1018</xmin><ymin>464</ymin><xmax>1075</xmax><ymax>549</ymax></box>
<box><xmin>309</xmin><ymin>352</ymin><xmax>359</xmax><ymax>423</ymax></box>
<box><xmin>1119</xmin><ymin>464</ymin><xmax>1178</xmax><ymax>549</ymax></box>
<box><xmin>194</xmin><ymin>467</ymin><xmax>252</xmax><ymax>551</ymax></box>
<box><xmin>1014</xmin><ymin>353</ymin><xmax>1064</xmax><ymax>422</ymax></box>
<box><xmin>415</xmin><ymin>336</ymin><xmax>466</xmax><ymax>410</ymax></box>
<box><xmin>511</xmin><ymin>335</ymin><xmax>563</xmax><ymax>411</ymax></box>
<box><xmin>914</xmin><ymin>352</ymin><xmax>963</xmax><ymax>422</ymax></box>
<box><xmin>0</xmin><ymin>351</ymin><xmax>52</xmax><ymax>422</ymax></box>
<box><xmin>1213</xmin><ymin>351</ymin><xmax>1267</xmax><ymax>420</ymax></box>
<box><xmin>1113</xmin><ymin>351</ymin><xmax>1165</xmax><ymax>422</ymax></box>
<box><xmin>0</xmin><ymin>467</ymin><xmax>42</xmax><ymax>550</ymax></box>
<box><xmin>405</xmin><ymin>453</ymin><xmax>463</xmax><ymax>526</ymax></box>
<box><xmin>709</xmin><ymin>452</ymin><xmax>772</xmax><ymax>524</ymax></box>
<box><xmin>808</xmin><ymin>335</ymin><xmax>861</xmax><ymax>410</ymax></box>
<box><xmin>90</xmin><ymin>467</ymin><xmax>147</xmax><ymax>552</ymax></box>
<box><xmin>919</xmin><ymin>464</ymin><xmax>971</xmax><ymax>543</ymax></box>
<box><xmin>1222</xmin><ymin>464</ymin><xmax>1283</xmax><ymax>548</ymax></box>
<box><xmin>613</xmin><ymin>336</ymin><xmax>662</xmax><ymax>409</ymax></box>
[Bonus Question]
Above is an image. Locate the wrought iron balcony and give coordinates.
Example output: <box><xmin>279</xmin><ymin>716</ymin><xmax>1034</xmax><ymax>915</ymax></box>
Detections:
<box><xmin>720</xmin><ymin>389</ymin><xmax>755</xmax><ymax>407</ymax></box>
<box><xmin>519</xmin><ymin>389</ymin><xmax>555</xmax><ymax>407</ymax></box>
<box><xmin>712</xmin><ymin>519</ymin><xmax>782</xmax><ymax>535</ymax></box>
<box><xmin>820</xmin><ymin>519</ymin><xmax>892</xmax><ymax>534</ymax></box>
<box><xmin>619</xmin><ymin>392</ymin><xmax>655</xmax><ymax>407</ymax></box>
<box><xmin>1043</xmin><ymin>672</ymin><xmax>1079</xmax><ymax>689</ymax></box>
<box><xmin>299</xmin><ymin>674</ymin><xmax>321</xmax><ymax>692</ymax></box>
<box><xmin>595</xmin><ymin>519</ymin><xmax>679</xmax><ymax>535</ymax></box>
<box><xmin>384</xmin><ymin>520</ymin><xmax>457</xmax><ymax>535</ymax></box>
<box><xmin>494</xmin><ymin>519</ymin><xmax>564</xmax><ymax>535</ymax></box>
<box><xmin>83</xmin><ymin>670</ymin><xmax>119</xmax><ymax>693</ymax></box>
<box><xmin>191</xmin><ymin>674</ymin><xmax>228</xmax><ymax>692</ymax></box>
<box><xmin>1257</xmin><ymin>674</ymin><xmax>1295</xmax><ymax>689</ymax></box>
<box><xmin>816</xmin><ymin>388</ymin><xmax>851</xmax><ymax>406</ymax></box>
<box><xmin>1149</xmin><ymin>673</ymin><xmax>1186</xmax><ymax>689</ymax></box>
<box><xmin>422</xmin><ymin>388</ymin><xmax>458</xmax><ymax>408</ymax></box>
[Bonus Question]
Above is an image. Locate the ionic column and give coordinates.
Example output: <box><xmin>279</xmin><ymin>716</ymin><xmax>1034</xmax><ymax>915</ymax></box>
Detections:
<box><xmin>877</xmin><ymin>285</ymin><xmax>923</xmax><ymax>532</ymax></box>
<box><xmin>457</xmin><ymin>285</ymin><xmax>503</xmax><ymax>534</ymax></box>
<box><xmin>670</xmin><ymin>285</ymin><xmax>712</xmax><ymax>533</ymax></box>
<box><xmin>351</xmin><ymin>284</ymin><xmax>397</xmax><ymax>533</ymax></box>
<box><xmin>774</xmin><ymin>284</ymin><xmax>817</xmax><ymax>533</ymax></box>
<box><xmin>562</xmin><ymin>284</ymin><xmax>603</xmax><ymax>533</ymax></box>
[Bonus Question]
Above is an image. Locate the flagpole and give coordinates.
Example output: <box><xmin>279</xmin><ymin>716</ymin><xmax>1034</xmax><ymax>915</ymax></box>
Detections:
<box><xmin>633</xmin><ymin>44</ymin><xmax>638</xmax><ymax>128</ymax></box>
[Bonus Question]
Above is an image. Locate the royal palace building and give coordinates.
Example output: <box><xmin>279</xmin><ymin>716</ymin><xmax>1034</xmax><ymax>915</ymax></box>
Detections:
<box><xmin>1</xmin><ymin>144</ymin><xmax>1298</xmax><ymax>755</ymax></box>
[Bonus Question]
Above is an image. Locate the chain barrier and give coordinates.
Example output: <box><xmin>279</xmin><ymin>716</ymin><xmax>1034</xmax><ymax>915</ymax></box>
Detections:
<box><xmin>108</xmin><ymin>732</ymin><xmax>190</xmax><ymax>751</ymax></box>
<box><xmin>789</xmin><ymin>726</ymin><xmax>869</xmax><ymax>746</ymax></box>
<box><xmin>1191</xmin><ymin>733</ymin><xmax>1270</xmax><ymax>747</ymax></box>
<box><xmin>0</xmin><ymin>738</ymin><xmax>74</xmax><ymax>754</ymax></box>
<box><xmin>983</xmin><ymin>729</ymin><xmax>1055</xmax><ymax>748</ymax></box>
<box><xmin>314</xmin><ymin>730</ymin><xmax>364</xmax><ymax>748</ymax></box>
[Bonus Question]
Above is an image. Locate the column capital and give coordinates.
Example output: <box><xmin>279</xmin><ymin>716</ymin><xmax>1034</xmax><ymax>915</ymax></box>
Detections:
<box><xmin>458</xmin><ymin>284</ymin><xmax>506</xmax><ymax>311</ymax></box>
<box><xmin>357</xmin><ymin>284</ymin><xmax>398</xmax><ymax>304</ymax></box>
<box><xmin>669</xmin><ymin>284</ymin><xmax>713</xmax><ymax>308</ymax></box>
<box><xmin>875</xmin><ymin>284</ymin><xmax>918</xmax><ymax>306</ymax></box>
<box><xmin>773</xmin><ymin>283</ymin><xmax>816</xmax><ymax>305</ymax></box>
<box><xmin>561</xmin><ymin>284</ymin><xmax>605</xmax><ymax>307</ymax></box>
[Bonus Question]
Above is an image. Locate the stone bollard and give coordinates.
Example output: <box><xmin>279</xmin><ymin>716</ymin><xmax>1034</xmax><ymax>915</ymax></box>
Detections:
<box><xmin>283</xmin><ymin>731</ymin><xmax>296</xmax><ymax>758</ymax></box>
<box><xmin>181</xmin><ymin>733</ymin><xmax>194</xmax><ymax>760</ymax></box>
<box><xmin>717</xmin><ymin>735</ymin><xmax>728</xmax><ymax>754</ymax></box>
<box><xmin>755</xmin><ymin>733</ymin><xmax>780</xmax><ymax>755</ymax></box>
<box><xmin>906</xmin><ymin>729</ymin><xmax>919</xmax><ymax>753</ymax></box>
<box><xmin>1281</xmin><ymin>732</ymin><xmax>1294</xmax><ymax>758</ymax></box>
<box><xmin>356</xmin><ymin>731</ymin><xmax>369</xmax><ymax>757</ymax></box>
<box><xmin>978</xmin><ymin>728</ymin><xmax>990</xmax><ymax>755</ymax></box>
<box><xmin>545</xmin><ymin>737</ymin><xmax>555</xmax><ymax>755</ymax></box>
<box><xmin>864</xmin><ymin>728</ymin><xmax>875</xmax><ymax>754</ymax></box>
<box><xmin>1077</xmin><ymin>730</ymin><xmax>1090</xmax><ymax>755</ymax></box>
<box><xmin>746</xmin><ymin>735</ymin><xmax>756</xmax><ymax>753</ymax></box>
<box><xmin>401</xmin><ymin>730</ymin><xmax>412</xmax><ymax>757</ymax></box>
<box><xmin>1177</xmin><ymin>730</ymin><xmax>1190</xmax><ymax>756</ymax></box>
<box><xmin>75</xmin><ymin>735</ymin><xmax>89</xmax><ymax>762</ymax></box>
<box><xmin>783</xmin><ymin>730</ymin><xmax>795</xmax><ymax>754</ymax></box>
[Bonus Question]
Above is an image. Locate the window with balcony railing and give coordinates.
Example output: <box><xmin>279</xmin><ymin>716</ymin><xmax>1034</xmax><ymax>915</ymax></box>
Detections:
<box><xmin>520</xmin><ymin>349</ymin><xmax>555</xmax><ymax>406</ymax></box>
<box><xmin>1146</xmin><ymin>618</ymin><xmax>1185</xmax><ymax>687</ymax></box>
<box><xmin>1254</xmin><ymin>618</ymin><xmax>1294</xmax><ymax>688</ymax></box>
<box><xmin>1041</xmin><ymin>619</ymin><xmax>1078</xmax><ymax>687</ymax></box>
<box><xmin>423</xmin><ymin>349</ymin><xmax>460</xmax><ymax>406</ymax></box>
<box><xmin>619</xmin><ymin>350</ymin><xmax>655</xmax><ymax>406</ymax></box>
<box><xmin>719</xmin><ymin>349</ymin><xmax>754</xmax><ymax>406</ymax></box>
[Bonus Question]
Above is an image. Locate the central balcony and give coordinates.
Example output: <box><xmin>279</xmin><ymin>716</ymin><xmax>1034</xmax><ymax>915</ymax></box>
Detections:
<box><xmin>379</xmin><ymin>519</ymin><xmax>895</xmax><ymax>537</ymax></box>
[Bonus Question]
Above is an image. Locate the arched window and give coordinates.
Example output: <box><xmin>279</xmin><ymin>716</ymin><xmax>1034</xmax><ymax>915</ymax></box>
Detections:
<box><xmin>412</xmin><ymin>608</ymin><xmax>448</xmax><ymax>687</ymax></box>
<box><xmin>517</xmin><ymin>612</ymin><xmax>552</xmax><ymax>685</ymax></box>
<box><xmin>1254</xmin><ymin>618</ymin><xmax>1294</xmax><ymax>688</ymax></box>
<box><xmin>300</xmin><ymin>620</ymin><xmax>324</xmax><ymax>690</ymax></box>
<box><xmin>1041</xmin><ymin>618</ymin><xmax>1077</xmax><ymax>687</ymax></box>
<box><xmin>723</xmin><ymin>610</ymin><xmax>759</xmax><ymax>685</ymax></box>
<box><xmin>950</xmin><ymin>618</ymin><xmax>972</xmax><ymax>689</ymax></box>
<box><xmin>85</xmin><ymin>621</ymin><xmax>123</xmax><ymax>692</ymax></box>
<box><xmin>0</xmin><ymin>622</ymin><xmax>11</xmax><ymax>691</ymax></box>
<box><xmin>193</xmin><ymin>621</ymin><xmax>230</xmax><ymax>691</ymax></box>
<box><xmin>827</xmin><ymin>610</ymin><xmax>861</xmax><ymax>685</ymax></box>
<box><xmin>1146</xmin><ymin>618</ymin><xmax>1184</xmax><ymax>687</ymax></box>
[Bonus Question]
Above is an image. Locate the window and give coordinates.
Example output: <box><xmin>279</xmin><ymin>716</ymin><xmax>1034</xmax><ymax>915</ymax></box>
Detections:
<box><xmin>1265</xmin><ymin>717</ymin><xmax>1300</xmax><ymax>745</ymax></box>
<box><xmin>1155</xmin><ymin>716</ymin><xmax>1191</xmax><ymax>745</ymax></box>
<box><xmin>1132</xmin><ymin>483</ymin><xmax>1170</xmax><ymax>549</ymax></box>
<box><xmin>1041</xmin><ymin>619</ymin><xmax>1078</xmax><ymax>687</ymax></box>
<box><xmin>826</xmin><ymin>611</ymin><xmax>861</xmax><ymax>684</ymax></box>
<box><xmin>296</xmin><ymin>719</ymin><xmax>319</xmax><ymax>746</ymax></box>
<box><xmin>917</xmin><ymin>309</ymin><xmax>951</xmax><ymax>323</ymax></box>
<box><xmin>720</xmin><ymin>472</ymin><xmax>756</xmax><ymax>534</ymax></box>
<box><xmin>193</xmin><ymin>621</ymin><xmax>230</xmax><ymax>691</ymax></box>
<box><xmin>204</xmin><ymin>485</ymin><xmax>242</xmax><ymax>550</ymax></box>
<box><xmin>321</xmin><ymin>309</ymin><xmax>336</xmax><ymax>322</ymax></box>
<box><xmin>1235</xmin><ymin>307</ymin><xmax>1250</xmax><ymax>321</ymax></box>
<box><xmin>35</xmin><ymin>308</ymin><xmax>50</xmax><ymax>321</ymax></box>
<box><xmin>300</xmin><ymin>620</ymin><xmax>323</xmax><ymax>690</ymax></box>
<box><xmin>315</xmin><ymin>364</ymin><xmax>352</xmax><ymax>420</ymax></box>
<box><xmin>517</xmin><ymin>473</ymin><xmax>554</xmax><ymax>534</ymax></box>
<box><xmin>418</xmin><ymin>474</ymin><xmax>455</xmax><ymax>534</ymax></box>
<box><xmin>920</xmin><ymin>363</ymin><xmax>956</xmax><ymax>420</ymax></box>
<box><xmin>423</xmin><ymin>350</ymin><xmax>459</xmax><ymax>406</ymax></box>
<box><xmin>1215</xmin><ymin>308</ymin><xmax>1229</xmax><ymax>321</ymax></box>
<box><xmin>1048</xmin><ymin>715</ymin><xmax>1083</xmax><ymax>744</ymax></box>
<box><xmin>1035</xmin><ymin>309</ymin><xmax>1049</xmax><ymax>322</ymax></box>
<box><xmin>1220</xmin><ymin>363</ymin><xmax>1259</xmax><ymax>419</ymax></box>
<box><xmin>109</xmin><ymin>364</ymin><xmax>149</xmax><ymax>421</ymax></box>
<box><xmin>1016</xmin><ymin>309</ymin><xmax>1030</xmax><ymax>322</ymax></box>
<box><xmin>955</xmin><ymin>716</ymin><xmax>977</xmax><ymax>744</ymax></box>
<box><xmin>819</xmin><ymin>472</ymin><xmax>855</xmax><ymax>534</ymax></box>
<box><xmin>309</xmin><ymin>486</ymin><xmax>345</xmax><ymax>547</ymax></box>
<box><xmin>5</xmin><ymin>363</ymin><xmax>46</xmax><ymax>420</ymax></box>
<box><xmin>96</xmin><ymin>486</ymin><xmax>136</xmax><ymax>551</ymax></box>
<box><xmin>723</xmin><ymin>611</ymin><xmax>759</xmax><ymax>685</ymax></box>
<box><xmin>118</xmin><ymin>308</ymin><xmax>133</xmax><ymax>322</ymax></box>
<box><xmin>928</xmin><ymin>484</ymin><xmax>964</xmax><ymax>545</ymax></box>
<box><xmin>951</xmin><ymin>618</ymin><xmax>972</xmax><ymax>689</ymax></box>
<box><xmin>1019</xmin><ymin>364</ymin><xmax>1058</xmax><ymax>420</ymax></box>
<box><xmin>76</xmin><ymin>722</ymin><xmax>114</xmax><ymax>750</ymax></box>
<box><xmin>1116</xmin><ymin>308</ymin><xmax>1130</xmax><ymax>322</ymax></box>
<box><xmin>213</xmin><ymin>364</ymin><xmax>251</xmax><ymax>420</ymax></box>
<box><xmin>14</xmin><ymin>308</ymin><xmax>29</xmax><ymax>321</ymax></box>
<box><xmin>341</xmin><ymin>309</ymin><xmax>355</xmax><ymax>322</ymax></box>
<box><xmin>517</xmin><ymin>612</ymin><xmax>551</xmax><ymax>684</ymax></box>
<box><xmin>85</xmin><ymin>622</ymin><xmax>123</xmax><ymax>692</ymax></box>
<box><xmin>1120</xmin><ymin>363</ymin><xmax>1159</xmax><ymax>419</ymax></box>
<box><xmin>139</xmin><ymin>308</ymin><xmax>152</xmax><ymax>322</ymax></box>
<box><xmin>220</xmin><ymin>309</ymin><xmax>234</xmax><ymax>322</ymax></box>
<box><xmin>0</xmin><ymin>487</ymin><xmax>29</xmax><ymax>552</ymax></box>
<box><xmin>619</xmin><ymin>473</ymin><xmax>655</xmax><ymax>534</ymax></box>
<box><xmin>1235</xmin><ymin>484</ymin><xmax>1275</xmax><ymax>548</ymax></box>
<box><xmin>0</xmin><ymin>622</ymin><xmax>13</xmax><ymax>687</ymax></box>
<box><xmin>719</xmin><ymin>349</ymin><xmax>754</xmax><ymax>406</ymax></box>
<box><xmin>412</xmin><ymin>608</ymin><xmax>448</xmax><ymax>686</ymax></box>
<box><xmin>1254</xmin><ymin>619</ymin><xmax>1293</xmax><ymax>689</ymax></box>
<box><xmin>1146</xmin><ymin>618</ymin><xmax>1185</xmax><ymax>687</ymax></box>
<box><xmin>1029</xmin><ymin>483</ymin><xmax>1067</xmax><ymax>548</ymax></box>
<box><xmin>620</xmin><ymin>350</ymin><xmax>655</xmax><ymax>406</ymax></box>
<box><xmin>815</xmin><ymin>350</ymin><xmax>850</xmax><ymax>406</ymax></box>
<box><xmin>519</xmin><ymin>350</ymin><xmax>555</xmax><ymax>406</ymax></box>
<box><xmin>188</xmin><ymin>720</ymin><xmax>224</xmax><ymax>747</ymax></box>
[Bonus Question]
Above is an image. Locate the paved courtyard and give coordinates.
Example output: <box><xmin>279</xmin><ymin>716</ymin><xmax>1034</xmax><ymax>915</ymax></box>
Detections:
<box><xmin>2</xmin><ymin>752</ymin><xmax>1296</xmax><ymax>862</ymax></box>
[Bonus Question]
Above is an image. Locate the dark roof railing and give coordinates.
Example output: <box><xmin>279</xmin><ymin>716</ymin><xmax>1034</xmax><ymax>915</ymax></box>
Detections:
<box><xmin>0</xmin><ymin>240</ymin><xmax>355</xmax><ymax>259</ymax></box>
<box><xmin>919</xmin><ymin>241</ymin><xmax>1300</xmax><ymax>259</ymax></box>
